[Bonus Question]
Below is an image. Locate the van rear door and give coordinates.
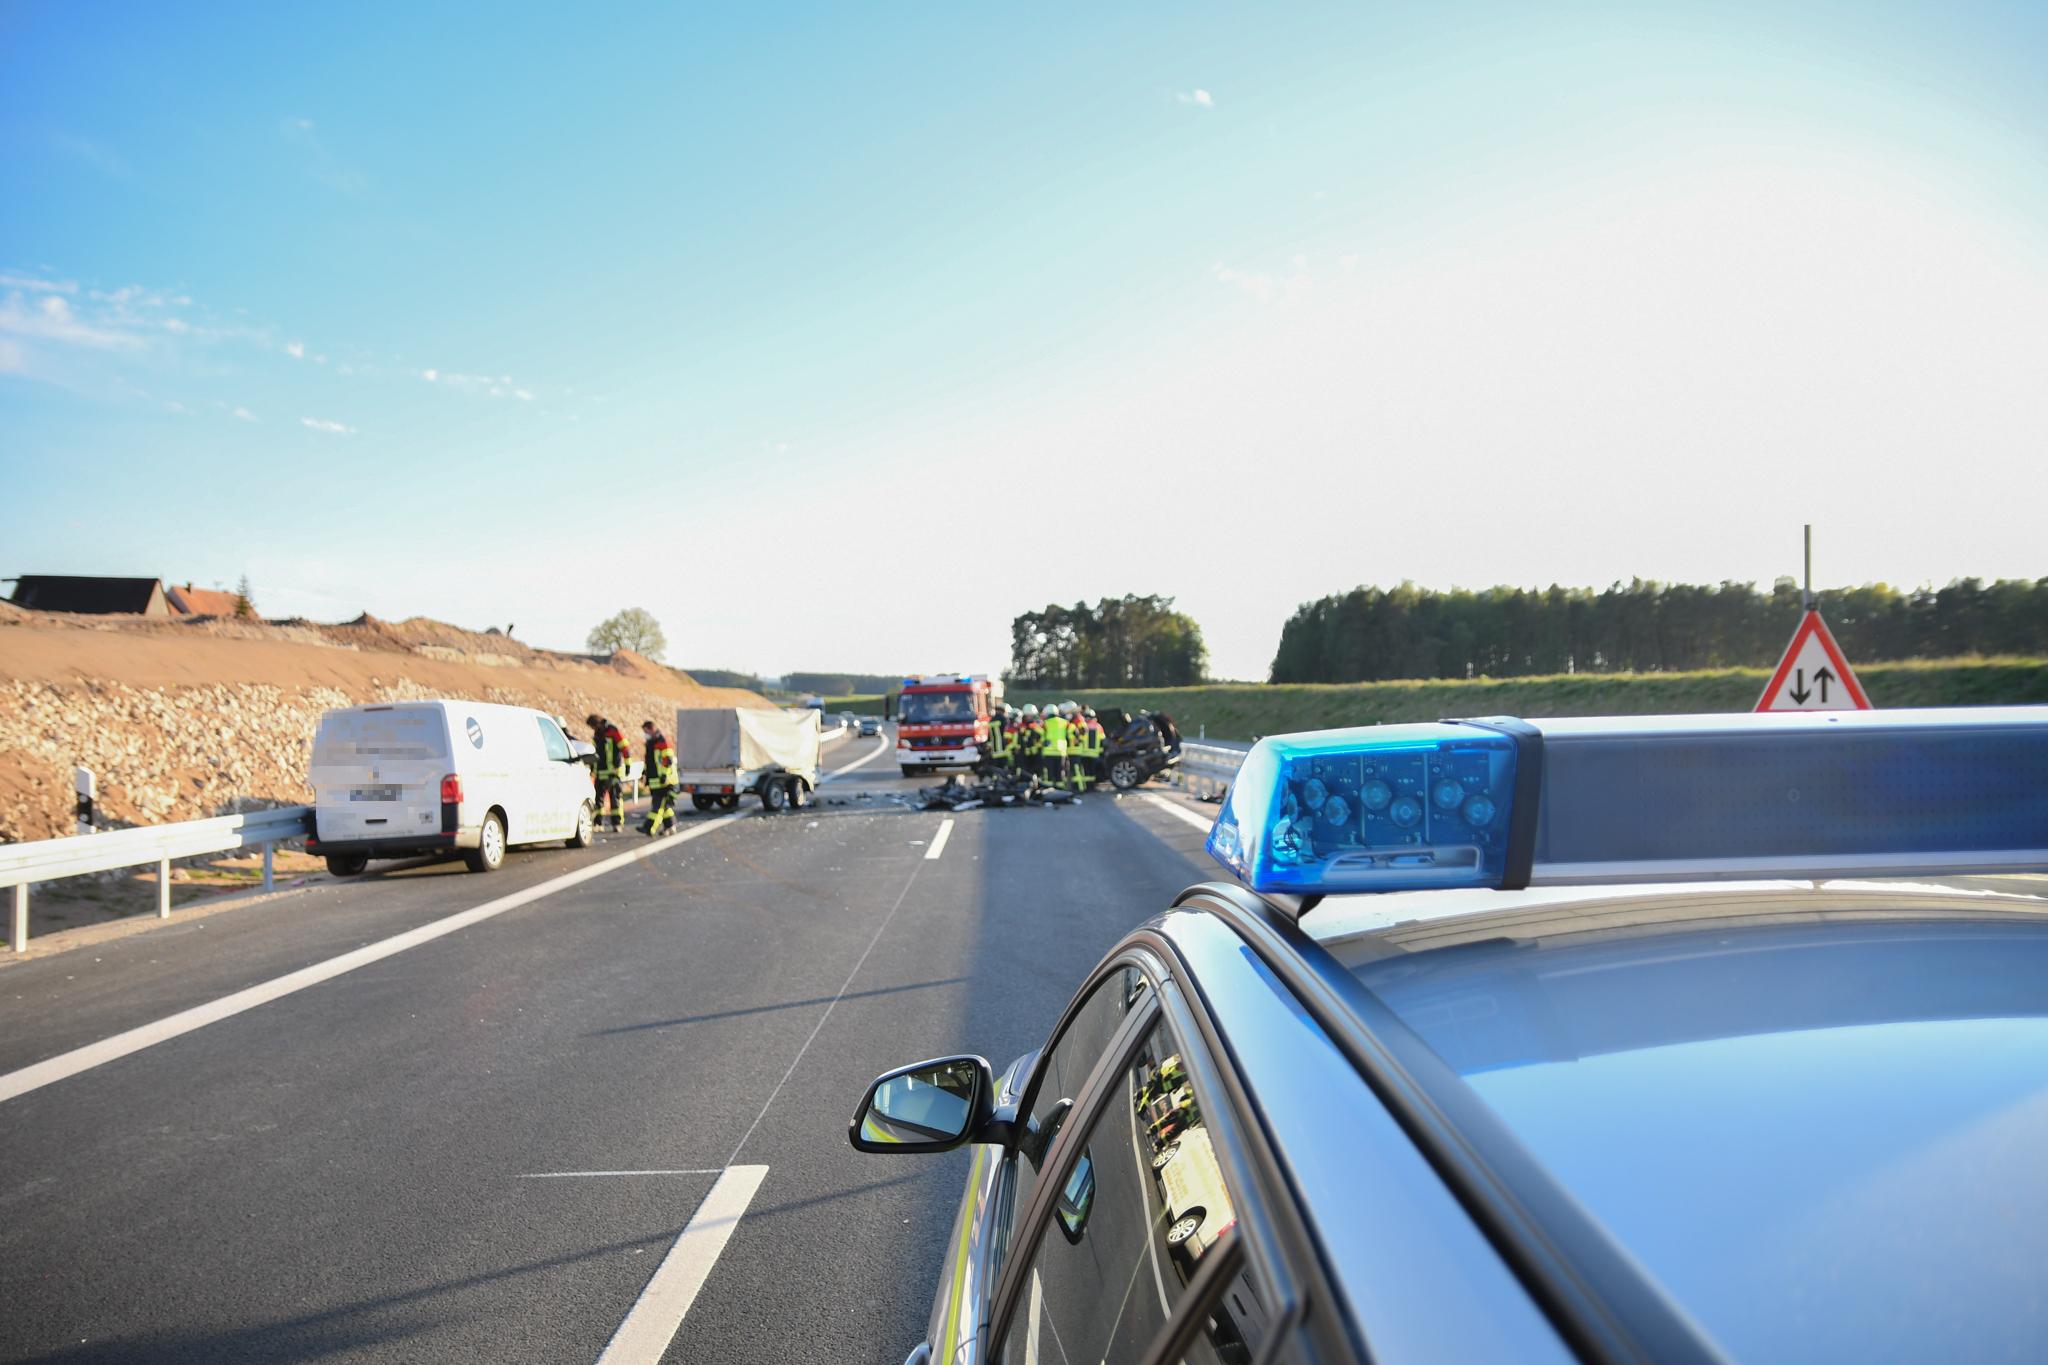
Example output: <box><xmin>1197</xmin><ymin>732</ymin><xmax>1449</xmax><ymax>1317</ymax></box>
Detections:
<box><xmin>310</xmin><ymin>705</ymin><xmax>452</xmax><ymax>843</ymax></box>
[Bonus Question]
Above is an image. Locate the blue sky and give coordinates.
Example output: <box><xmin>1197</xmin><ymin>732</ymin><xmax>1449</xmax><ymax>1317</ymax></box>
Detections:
<box><xmin>4</xmin><ymin>2</ymin><xmax>2045</xmax><ymax>680</ymax></box>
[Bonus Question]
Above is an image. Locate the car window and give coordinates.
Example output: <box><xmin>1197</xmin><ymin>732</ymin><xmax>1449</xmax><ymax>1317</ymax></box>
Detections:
<box><xmin>1008</xmin><ymin>964</ymin><xmax>1153</xmax><ymax>1252</ymax></box>
<box><xmin>998</xmin><ymin>1017</ymin><xmax>1259</xmax><ymax>1365</ymax></box>
<box><xmin>536</xmin><ymin>716</ymin><xmax>574</xmax><ymax>762</ymax></box>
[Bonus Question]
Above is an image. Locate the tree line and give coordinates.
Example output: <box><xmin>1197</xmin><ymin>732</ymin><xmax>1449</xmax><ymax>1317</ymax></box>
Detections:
<box><xmin>1270</xmin><ymin>578</ymin><xmax>2048</xmax><ymax>683</ymax></box>
<box><xmin>1008</xmin><ymin>595</ymin><xmax>1208</xmax><ymax>688</ymax></box>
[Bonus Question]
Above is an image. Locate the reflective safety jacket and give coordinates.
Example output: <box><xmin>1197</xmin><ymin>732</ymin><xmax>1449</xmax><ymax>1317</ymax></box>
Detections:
<box><xmin>593</xmin><ymin>723</ymin><xmax>628</xmax><ymax>776</ymax></box>
<box><xmin>645</xmin><ymin>732</ymin><xmax>677</xmax><ymax>788</ymax></box>
<box><xmin>1087</xmin><ymin>718</ymin><xmax>1106</xmax><ymax>755</ymax></box>
<box><xmin>1020</xmin><ymin>720</ymin><xmax>1042</xmax><ymax>755</ymax></box>
<box><xmin>987</xmin><ymin>722</ymin><xmax>1009</xmax><ymax>759</ymax></box>
<box><xmin>1042</xmin><ymin>714</ymin><xmax>1069</xmax><ymax>757</ymax></box>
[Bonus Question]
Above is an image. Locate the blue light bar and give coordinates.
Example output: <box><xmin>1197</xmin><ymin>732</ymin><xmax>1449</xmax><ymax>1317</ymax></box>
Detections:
<box><xmin>1207</xmin><ymin>708</ymin><xmax>2048</xmax><ymax>898</ymax></box>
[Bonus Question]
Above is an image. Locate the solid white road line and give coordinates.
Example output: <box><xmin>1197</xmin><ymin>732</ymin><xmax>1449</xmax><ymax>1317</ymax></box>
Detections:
<box><xmin>518</xmin><ymin>1169</ymin><xmax>725</xmax><ymax>1179</ymax></box>
<box><xmin>1143</xmin><ymin>792</ymin><xmax>1219</xmax><ymax>835</ymax></box>
<box><xmin>821</xmin><ymin>732</ymin><xmax>891</xmax><ymax>783</ymax></box>
<box><xmin>0</xmin><ymin>812</ymin><xmax>751</xmax><ymax>1106</ymax></box>
<box><xmin>595</xmin><ymin>1163</ymin><xmax>770</xmax><ymax>1365</ymax></box>
<box><xmin>925</xmin><ymin>818</ymin><xmax>955</xmax><ymax>861</ymax></box>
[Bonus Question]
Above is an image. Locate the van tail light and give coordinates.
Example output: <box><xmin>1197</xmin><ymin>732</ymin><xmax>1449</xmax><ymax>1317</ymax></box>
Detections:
<box><xmin>440</xmin><ymin>774</ymin><xmax>463</xmax><ymax>804</ymax></box>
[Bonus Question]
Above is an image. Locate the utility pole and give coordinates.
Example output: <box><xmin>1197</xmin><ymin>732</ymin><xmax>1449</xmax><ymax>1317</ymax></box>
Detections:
<box><xmin>1803</xmin><ymin>524</ymin><xmax>1813</xmax><ymax>612</ymax></box>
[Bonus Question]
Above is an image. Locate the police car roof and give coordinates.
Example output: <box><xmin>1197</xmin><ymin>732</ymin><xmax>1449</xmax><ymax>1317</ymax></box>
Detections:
<box><xmin>1171</xmin><ymin>876</ymin><xmax>2048</xmax><ymax>1362</ymax></box>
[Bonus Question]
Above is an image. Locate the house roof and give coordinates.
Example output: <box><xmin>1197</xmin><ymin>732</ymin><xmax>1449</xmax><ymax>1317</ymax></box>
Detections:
<box><xmin>167</xmin><ymin>583</ymin><xmax>243</xmax><ymax>616</ymax></box>
<box><xmin>9</xmin><ymin>575</ymin><xmax>167</xmax><ymax>615</ymax></box>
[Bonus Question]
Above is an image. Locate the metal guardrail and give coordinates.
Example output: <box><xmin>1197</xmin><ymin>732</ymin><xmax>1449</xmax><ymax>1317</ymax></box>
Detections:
<box><xmin>1169</xmin><ymin>741</ymin><xmax>1249</xmax><ymax>800</ymax></box>
<box><xmin>1</xmin><ymin>805</ymin><xmax>313</xmax><ymax>953</ymax></box>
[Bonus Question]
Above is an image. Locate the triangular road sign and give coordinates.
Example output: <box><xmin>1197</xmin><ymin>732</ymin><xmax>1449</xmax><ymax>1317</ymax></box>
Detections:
<box><xmin>1755</xmin><ymin>611</ymin><xmax>1872</xmax><ymax>712</ymax></box>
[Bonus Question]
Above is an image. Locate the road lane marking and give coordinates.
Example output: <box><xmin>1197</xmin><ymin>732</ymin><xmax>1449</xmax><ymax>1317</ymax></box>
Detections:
<box><xmin>595</xmin><ymin>1163</ymin><xmax>769</xmax><ymax>1365</ymax></box>
<box><xmin>0</xmin><ymin>812</ymin><xmax>751</xmax><ymax>1106</ymax></box>
<box><xmin>1144</xmin><ymin>793</ymin><xmax>1219</xmax><ymax>835</ymax></box>
<box><xmin>721</xmin><ymin>856</ymin><xmax>925</xmax><ymax>1167</ymax></box>
<box><xmin>925</xmin><ymin>818</ymin><xmax>955</xmax><ymax>861</ymax></box>
<box><xmin>519</xmin><ymin>1169</ymin><xmax>725</xmax><ymax>1179</ymax></box>
<box><xmin>821</xmin><ymin>732</ymin><xmax>891</xmax><ymax>782</ymax></box>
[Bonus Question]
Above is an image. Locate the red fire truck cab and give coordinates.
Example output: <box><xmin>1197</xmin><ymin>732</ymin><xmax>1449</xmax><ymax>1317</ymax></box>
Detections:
<box><xmin>894</xmin><ymin>674</ymin><xmax>1004</xmax><ymax>778</ymax></box>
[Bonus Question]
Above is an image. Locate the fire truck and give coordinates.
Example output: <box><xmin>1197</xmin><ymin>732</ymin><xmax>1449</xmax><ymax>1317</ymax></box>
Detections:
<box><xmin>894</xmin><ymin>674</ymin><xmax>1004</xmax><ymax>778</ymax></box>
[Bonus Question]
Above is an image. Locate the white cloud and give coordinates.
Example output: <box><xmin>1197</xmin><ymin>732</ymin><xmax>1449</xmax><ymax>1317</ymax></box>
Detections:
<box><xmin>1175</xmin><ymin>89</ymin><xmax>1214</xmax><ymax>108</ymax></box>
<box><xmin>421</xmin><ymin>368</ymin><xmax>438</xmax><ymax>382</ymax></box>
<box><xmin>300</xmin><ymin>417</ymin><xmax>355</xmax><ymax>435</ymax></box>
<box><xmin>0</xmin><ymin>290</ymin><xmax>146</xmax><ymax>349</ymax></box>
<box><xmin>513</xmin><ymin>388</ymin><xmax>533</xmax><ymax>401</ymax></box>
<box><xmin>0</xmin><ymin>338</ymin><xmax>24</xmax><ymax>372</ymax></box>
<box><xmin>0</xmin><ymin>273</ymin><xmax>76</xmax><ymax>295</ymax></box>
<box><xmin>232</xmin><ymin>405</ymin><xmax>258</xmax><ymax>422</ymax></box>
<box><xmin>285</xmin><ymin>340</ymin><xmax>305</xmax><ymax>359</ymax></box>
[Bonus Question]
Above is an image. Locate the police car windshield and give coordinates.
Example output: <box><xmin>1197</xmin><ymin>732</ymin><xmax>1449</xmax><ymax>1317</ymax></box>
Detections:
<box><xmin>1322</xmin><ymin>886</ymin><xmax>2048</xmax><ymax>1363</ymax></box>
<box><xmin>898</xmin><ymin>693</ymin><xmax>972</xmax><ymax>723</ymax></box>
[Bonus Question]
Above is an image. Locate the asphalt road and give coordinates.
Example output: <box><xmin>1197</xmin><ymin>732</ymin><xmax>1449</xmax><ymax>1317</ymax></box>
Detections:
<box><xmin>0</xmin><ymin>726</ymin><xmax>1221</xmax><ymax>1364</ymax></box>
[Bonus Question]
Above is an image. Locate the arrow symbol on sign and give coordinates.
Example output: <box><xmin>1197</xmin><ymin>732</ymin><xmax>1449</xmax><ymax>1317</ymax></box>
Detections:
<box><xmin>1789</xmin><ymin>669</ymin><xmax>1812</xmax><ymax>704</ymax></box>
<box><xmin>1815</xmin><ymin>666</ymin><xmax>1834</xmax><ymax>703</ymax></box>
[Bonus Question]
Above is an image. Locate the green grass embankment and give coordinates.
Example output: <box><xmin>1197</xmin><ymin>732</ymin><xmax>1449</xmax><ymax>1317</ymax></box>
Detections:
<box><xmin>1008</xmin><ymin>658</ymin><xmax>2048</xmax><ymax>742</ymax></box>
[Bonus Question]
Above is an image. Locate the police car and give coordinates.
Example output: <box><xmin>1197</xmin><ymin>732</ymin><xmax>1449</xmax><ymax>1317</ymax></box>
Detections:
<box><xmin>849</xmin><ymin>707</ymin><xmax>2048</xmax><ymax>1364</ymax></box>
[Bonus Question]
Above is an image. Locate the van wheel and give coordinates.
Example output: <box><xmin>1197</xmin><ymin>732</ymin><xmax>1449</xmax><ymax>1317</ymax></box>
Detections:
<box><xmin>1109</xmin><ymin>758</ymin><xmax>1143</xmax><ymax>791</ymax></box>
<box><xmin>324</xmin><ymin>853</ymin><xmax>369</xmax><ymax>877</ymax></box>
<box><xmin>691</xmin><ymin>794</ymin><xmax>717</xmax><ymax>812</ymax></box>
<box><xmin>569</xmin><ymin>802</ymin><xmax>595</xmax><ymax>848</ymax></box>
<box><xmin>1166</xmin><ymin>1208</ymin><xmax>1206</xmax><ymax>1250</ymax></box>
<box><xmin>762</xmin><ymin>778</ymin><xmax>790</xmax><ymax>813</ymax></box>
<box><xmin>466</xmin><ymin>811</ymin><xmax>507</xmax><ymax>873</ymax></box>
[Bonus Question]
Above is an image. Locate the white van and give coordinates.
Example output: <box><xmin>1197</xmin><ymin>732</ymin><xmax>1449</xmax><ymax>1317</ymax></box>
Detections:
<box><xmin>306</xmin><ymin>700</ymin><xmax>596</xmax><ymax>876</ymax></box>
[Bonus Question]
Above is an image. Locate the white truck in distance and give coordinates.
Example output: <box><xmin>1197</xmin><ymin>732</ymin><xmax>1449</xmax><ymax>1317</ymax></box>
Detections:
<box><xmin>675</xmin><ymin>707</ymin><xmax>822</xmax><ymax>814</ymax></box>
<box><xmin>306</xmin><ymin>700</ymin><xmax>596</xmax><ymax>875</ymax></box>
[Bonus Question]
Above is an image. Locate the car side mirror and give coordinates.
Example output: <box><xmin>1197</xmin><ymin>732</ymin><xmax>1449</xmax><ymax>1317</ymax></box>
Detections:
<box><xmin>849</xmin><ymin>1055</ymin><xmax>998</xmax><ymax>1154</ymax></box>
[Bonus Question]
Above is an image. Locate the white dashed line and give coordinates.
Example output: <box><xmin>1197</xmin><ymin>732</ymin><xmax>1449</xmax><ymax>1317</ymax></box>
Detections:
<box><xmin>925</xmin><ymin>818</ymin><xmax>955</xmax><ymax>861</ymax></box>
<box><xmin>595</xmin><ymin>1163</ymin><xmax>770</xmax><ymax>1365</ymax></box>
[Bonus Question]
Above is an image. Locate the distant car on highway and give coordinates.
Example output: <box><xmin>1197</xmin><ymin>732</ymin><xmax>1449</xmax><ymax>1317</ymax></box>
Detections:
<box><xmin>306</xmin><ymin>700</ymin><xmax>595</xmax><ymax>877</ymax></box>
<box><xmin>850</xmin><ymin>707</ymin><xmax>2048</xmax><ymax>1364</ymax></box>
<box><xmin>858</xmin><ymin>715</ymin><xmax>883</xmax><ymax>738</ymax></box>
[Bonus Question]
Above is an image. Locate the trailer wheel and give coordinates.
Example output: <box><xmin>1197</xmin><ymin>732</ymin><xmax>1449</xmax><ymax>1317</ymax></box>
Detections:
<box><xmin>791</xmin><ymin>779</ymin><xmax>811</xmax><ymax>810</ymax></box>
<box><xmin>762</xmin><ymin>777</ymin><xmax>790</xmax><ymax>813</ymax></box>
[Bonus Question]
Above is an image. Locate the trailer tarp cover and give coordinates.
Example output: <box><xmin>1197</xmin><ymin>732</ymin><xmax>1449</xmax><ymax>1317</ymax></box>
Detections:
<box><xmin>675</xmin><ymin>707</ymin><xmax>821</xmax><ymax>777</ymax></box>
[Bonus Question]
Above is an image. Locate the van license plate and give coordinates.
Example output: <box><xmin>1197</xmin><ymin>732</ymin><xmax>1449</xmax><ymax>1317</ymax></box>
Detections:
<box><xmin>350</xmin><ymin>786</ymin><xmax>402</xmax><ymax>802</ymax></box>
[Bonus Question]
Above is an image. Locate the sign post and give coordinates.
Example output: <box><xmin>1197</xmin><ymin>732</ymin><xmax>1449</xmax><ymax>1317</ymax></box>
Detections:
<box><xmin>1756</xmin><ymin>611</ymin><xmax>1872</xmax><ymax>712</ymax></box>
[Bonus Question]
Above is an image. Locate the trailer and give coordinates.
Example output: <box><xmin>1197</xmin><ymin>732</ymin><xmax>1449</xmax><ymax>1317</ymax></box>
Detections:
<box><xmin>675</xmin><ymin>707</ymin><xmax>823</xmax><ymax>814</ymax></box>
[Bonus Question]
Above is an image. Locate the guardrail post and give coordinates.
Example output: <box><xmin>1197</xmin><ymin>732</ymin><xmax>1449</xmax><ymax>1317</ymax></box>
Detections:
<box><xmin>262</xmin><ymin>842</ymin><xmax>275</xmax><ymax>893</ymax></box>
<box><xmin>9</xmin><ymin>884</ymin><xmax>24</xmax><ymax>953</ymax></box>
<box><xmin>158</xmin><ymin>856</ymin><xmax>171</xmax><ymax>918</ymax></box>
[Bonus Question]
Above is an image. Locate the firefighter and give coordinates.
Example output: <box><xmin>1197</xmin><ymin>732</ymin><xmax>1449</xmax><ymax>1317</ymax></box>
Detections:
<box><xmin>984</xmin><ymin>704</ymin><xmax>1010</xmax><ymax>775</ymax></box>
<box><xmin>640</xmin><ymin>719</ymin><xmax>678</xmax><ymax>836</ymax></box>
<box><xmin>1041</xmin><ymin>701</ymin><xmax>1070</xmax><ymax>792</ymax></box>
<box><xmin>1018</xmin><ymin>703</ymin><xmax>1043</xmax><ymax>783</ymax></box>
<box><xmin>586</xmin><ymin>713</ymin><xmax>629</xmax><ymax>831</ymax></box>
<box><xmin>1078</xmin><ymin>706</ymin><xmax>1106</xmax><ymax>789</ymax></box>
<box><xmin>1061</xmin><ymin>701</ymin><xmax>1088</xmax><ymax>791</ymax></box>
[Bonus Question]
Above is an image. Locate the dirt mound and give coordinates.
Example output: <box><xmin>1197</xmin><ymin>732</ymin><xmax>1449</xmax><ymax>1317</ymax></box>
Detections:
<box><xmin>607</xmin><ymin>649</ymin><xmax>663</xmax><ymax>679</ymax></box>
<box><xmin>0</xmin><ymin>608</ymin><xmax>769</xmax><ymax>841</ymax></box>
